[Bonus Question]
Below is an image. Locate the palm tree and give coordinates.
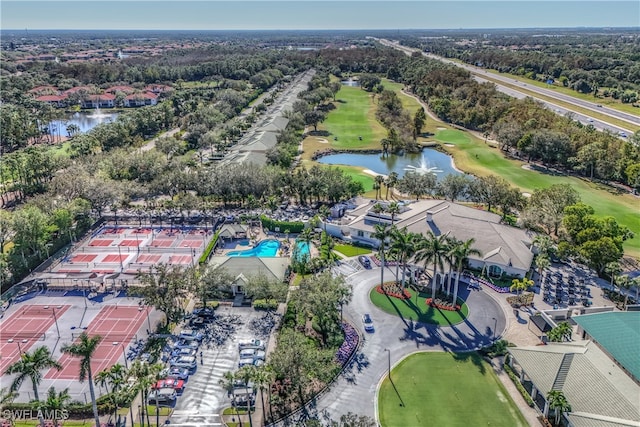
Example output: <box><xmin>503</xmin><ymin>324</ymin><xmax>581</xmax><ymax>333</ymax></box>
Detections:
<box><xmin>61</xmin><ymin>333</ymin><xmax>102</xmax><ymax>427</ymax></box>
<box><xmin>252</xmin><ymin>366</ymin><xmax>274</xmax><ymax>424</ymax></box>
<box><xmin>415</xmin><ymin>231</ymin><xmax>450</xmax><ymax>300</ymax></box>
<box><xmin>129</xmin><ymin>360</ymin><xmax>163</xmax><ymax>427</ymax></box>
<box><xmin>41</xmin><ymin>387</ymin><xmax>72</xmax><ymax>427</ymax></box>
<box><xmin>547</xmin><ymin>390</ymin><xmax>571</xmax><ymax>426</ymax></box>
<box><xmin>387</xmin><ymin>201</ymin><xmax>400</xmax><ymax>225</ymax></box>
<box><xmin>372</xmin><ymin>224</ymin><xmax>392</xmax><ymax>290</ymax></box>
<box><xmin>219</xmin><ymin>370</ymin><xmax>243</xmax><ymax>426</ymax></box>
<box><xmin>374</xmin><ymin>175</ymin><xmax>385</xmax><ymax>199</ymax></box>
<box><xmin>548</xmin><ymin>321</ymin><xmax>572</xmax><ymax>342</ymax></box>
<box><xmin>449</xmin><ymin>238</ymin><xmax>481</xmax><ymax>308</ymax></box>
<box><xmin>95</xmin><ymin>364</ymin><xmax>127</xmax><ymax>425</ymax></box>
<box><xmin>236</xmin><ymin>365</ymin><xmax>257</xmax><ymax>427</ymax></box>
<box><xmin>535</xmin><ymin>254</ymin><xmax>550</xmax><ymax>284</ymax></box>
<box><xmin>4</xmin><ymin>345</ymin><xmax>62</xmax><ymax>426</ymax></box>
<box><xmin>385</xmin><ymin>172</ymin><xmax>398</xmax><ymax>200</ymax></box>
<box><xmin>389</xmin><ymin>227</ymin><xmax>415</xmax><ymax>289</ymax></box>
<box><xmin>604</xmin><ymin>261</ymin><xmax>622</xmax><ymax>290</ymax></box>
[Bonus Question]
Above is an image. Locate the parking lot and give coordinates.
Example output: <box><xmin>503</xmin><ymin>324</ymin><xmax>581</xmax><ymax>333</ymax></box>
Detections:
<box><xmin>165</xmin><ymin>306</ymin><xmax>277</xmax><ymax>427</ymax></box>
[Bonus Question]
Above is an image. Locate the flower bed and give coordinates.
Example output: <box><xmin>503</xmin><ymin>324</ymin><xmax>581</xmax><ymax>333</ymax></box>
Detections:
<box><xmin>369</xmin><ymin>254</ymin><xmax>398</xmax><ymax>267</ymax></box>
<box><xmin>376</xmin><ymin>283</ymin><xmax>411</xmax><ymax>300</ymax></box>
<box><xmin>335</xmin><ymin>322</ymin><xmax>359</xmax><ymax>365</ymax></box>
<box><xmin>425</xmin><ymin>297</ymin><xmax>460</xmax><ymax>311</ymax></box>
<box><xmin>463</xmin><ymin>272</ymin><xmax>510</xmax><ymax>293</ymax></box>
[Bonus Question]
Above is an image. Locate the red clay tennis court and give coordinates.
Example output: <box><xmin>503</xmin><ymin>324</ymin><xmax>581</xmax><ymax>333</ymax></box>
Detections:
<box><xmin>180</xmin><ymin>240</ymin><xmax>203</xmax><ymax>248</ymax></box>
<box><xmin>71</xmin><ymin>254</ymin><xmax>98</xmax><ymax>263</ymax></box>
<box><xmin>101</xmin><ymin>254</ymin><xmax>128</xmax><ymax>263</ymax></box>
<box><xmin>46</xmin><ymin>306</ymin><xmax>149</xmax><ymax>380</ymax></box>
<box><xmin>150</xmin><ymin>239</ymin><xmax>174</xmax><ymax>248</ymax></box>
<box><xmin>169</xmin><ymin>255</ymin><xmax>192</xmax><ymax>264</ymax></box>
<box><xmin>0</xmin><ymin>305</ymin><xmax>70</xmax><ymax>373</ymax></box>
<box><xmin>89</xmin><ymin>239</ymin><xmax>114</xmax><ymax>247</ymax></box>
<box><xmin>119</xmin><ymin>239</ymin><xmax>142</xmax><ymax>247</ymax></box>
<box><xmin>135</xmin><ymin>254</ymin><xmax>161</xmax><ymax>263</ymax></box>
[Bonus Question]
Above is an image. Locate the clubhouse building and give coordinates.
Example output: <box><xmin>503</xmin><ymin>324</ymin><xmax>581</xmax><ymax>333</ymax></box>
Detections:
<box><xmin>322</xmin><ymin>198</ymin><xmax>535</xmax><ymax>279</ymax></box>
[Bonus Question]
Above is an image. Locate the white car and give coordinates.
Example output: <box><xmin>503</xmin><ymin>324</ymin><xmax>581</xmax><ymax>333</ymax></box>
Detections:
<box><xmin>238</xmin><ymin>339</ymin><xmax>265</xmax><ymax>351</ymax></box>
<box><xmin>171</xmin><ymin>355</ymin><xmax>197</xmax><ymax>371</ymax></box>
<box><xmin>148</xmin><ymin>388</ymin><xmax>177</xmax><ymax>405</ymax></box>
<box><xmin>179</xmin><ymin>329</ymin><xmax>203</xmax><ymax>341</ymax></box>
<box><xmin>239</xmin><ymin>348</ymin><xmax>257</xmax><ymax>358</ymax></box>
<box><xmin>362</xmin><ymin>313</ymin><xmax>374</xmax><ymax>332</ymax></box>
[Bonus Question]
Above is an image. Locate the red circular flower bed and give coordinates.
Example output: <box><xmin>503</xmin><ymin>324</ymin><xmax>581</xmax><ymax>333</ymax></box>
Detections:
<box><xmin>376</xmin><ymin>285</ymin><xmax>411</xmax><ymax>300</ymax></box>
<box><xmin>425</xmin><ymin>297</ymin><xmax>460</xmax><ymax>311</ymax></box>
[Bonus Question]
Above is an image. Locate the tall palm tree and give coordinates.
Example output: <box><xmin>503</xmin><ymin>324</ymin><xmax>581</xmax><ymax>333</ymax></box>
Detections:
<box><xmin>387</xmin><ymin>201</ymin><xmax>400</xmax><ymax>225</ymax></box>
<box><xmin>4</xmin><ymin>345</ymin><xmax>62</xmax><ymax>426</ymax></box>
<box><xmin>535</xmin><ymin>254</ymin><xmax>551</xmax><ymax>284</ymax></box>
<box><xmin>448</xmin><ymin>238</ymin><xmax>481</xmax><ymax>308</ymax></box>
<box><xmin>61</xmin><ymin>333</ymin><xmax>102</xmax><ymax>427</ymax></box>
<box><xmin>129</xmin><ymin>360</ymin><xmax>163</xmax><ymax>427</ymax></box>
<box><xmin>219</xmin><ymin>371</ymin><xmax>243</xmax><ymax>427</ymax></box>
<box><xmin>95</xmin><ymin>364</ymin><xmax>127</xmax><ymax>425</ymax></box>
<box><xmin>372</xmin><ymin>224</ymin><xmax>393</xmax><ymax>290</ymax></box>
<box><xmin>252</xmin><ymin>366</ymin><xmax>274</xmax><ymax>424</ymax></box>
<box><xmin>385</xmin><ymin>172</ymin><xmax>398</xmax><ymax>200</ymax></box>
<box><xmin>374</xmin><ymin>175</ymin><xmax>385</xmax><ymax>200</ymax></box>
<box><xmin>389</xmin><ymin>227</ymin><xmax>415</xmax><ymax>289</ymax></box>
<box><xmin>547</xmin><ymin>390</ymin><xmax>571</xmax><ymax>426</ymax></box>
<box><xmin>236</xmin><ymin>365</ymin><xmax>257</xmax><ymax>427</ymax></box>
<box><xmin>415</xmin><ymin>231</ymin><xmax>450</xmax><ymax>300</ymax></box>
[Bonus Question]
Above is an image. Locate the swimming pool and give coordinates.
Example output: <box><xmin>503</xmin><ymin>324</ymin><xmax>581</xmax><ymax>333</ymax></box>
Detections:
<box><xmin>295</xmin><ymin>241</ymin><xmax>311</xmax><ymax>260</ymax></box>
<box><xmin>227</xmin><ymin>239</ymin><xmax>281</xmax><ymax>257</ymax></box>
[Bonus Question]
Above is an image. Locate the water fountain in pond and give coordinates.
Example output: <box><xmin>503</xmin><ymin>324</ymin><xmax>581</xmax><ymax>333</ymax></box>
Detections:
<box><xmin>90</xmin><ymin>106</ymin><xmax>112</xmax><ymax>120</ymax></box>
<box><xmin>404</xmin><ymin>153</ymin><xmax>444</xmax><ymax>175</ymax></box>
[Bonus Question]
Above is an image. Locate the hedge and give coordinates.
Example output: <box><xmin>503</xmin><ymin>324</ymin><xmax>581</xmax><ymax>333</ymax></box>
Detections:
<box><xmin>2</xmin><ymin>393</ymin><xmax>119</xmax><ymax>419</ymax></box>
<box><xmin>253</xmin><ymin>299</ymin><xmax>278</xmax><ymax>310</ymax></box>
<box><xmin>260</xmin><ymin>215</ymin><xmax>304</xmax><ymax>233</ymax></box>
<box><xmin>504</xmin><ymin>362</ymin><xmax>535</xmax><ymax>407</ymax></box>
<box><xmin>199</xmin><ymin>231</ymin><xmax>220</xmax><ymax>264</ymax></box>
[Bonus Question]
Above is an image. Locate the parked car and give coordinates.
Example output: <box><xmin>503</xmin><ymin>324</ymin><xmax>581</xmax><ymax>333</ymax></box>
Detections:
<box><xmin>179</xmin><ymin>329</ymin><xmax>203</xmax><ymax>342</ymax></box>
<box><xmin>172</xmin><ymin>339</ymin><xmax>199</xmax><ymax>350</ymax></box>
<box><xmin>238</xmin><ymin>357</ymin><xmax>255</xmax><ymax>368</ymax></box>
<box><xmin>171</xmin><ymin>355</ymin><xmax>197</xmax><ymax>371</ymax></box>
<box><xmin>358</xmin><ymin>256</ymin><xmax>372</xmax><ymax>269</ymax></box>
<box><xmin>238</xmin><ymin>339</ymin><xmax>265</xmax><ymax>351</ymax></box>
<box><xmin>154</xmin><ymin>378</ymin><xmax>185</xmax><ymax>394</ymax></box>
<box><xmin>164</xmin><ymin>366</ymin><xmax>190</xmax><ymax>381</ymax></box>
<box><xmin>239</xmin><ymin>348</ymin><xmax>258</xmax><ymax>358</ymax></box>
<box><xmin>362</xmin><ymin>313</ymin><xmax>374</xmax><ymax>332</ymax></box>
<box><xmin>172</xmin><ymin>347</ymin><xmax>197</xmax><ymax>358</ymax></box>
<box><xmin>147</xmin><ymin>388</ymin><xmax>177</xmax><ymax>405</ymax></box>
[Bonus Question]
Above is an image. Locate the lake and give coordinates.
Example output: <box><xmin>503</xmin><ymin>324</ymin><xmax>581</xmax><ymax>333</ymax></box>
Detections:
<box><xmin>47</xmin><ymin>110</ymin><xmax>119</xmax><ymax>136</ymax></box>
<box><xmin>316</xmin><ymin>149</ymin><xmax>463</xmax><ymax>179</ymax></box>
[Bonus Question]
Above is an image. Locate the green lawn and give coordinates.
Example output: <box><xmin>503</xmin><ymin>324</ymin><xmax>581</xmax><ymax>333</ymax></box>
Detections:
<box><xmin>333</xmin><ymin>243</ymin><xmax>372</xmax><ymax>257</ymax></box>
<box><xmin>369</xmin><ymin>286</ymin><xmax>468</xmax><ymax>326</ymax></box>
<box><xmin>378</xmin><ymin>352</ymin><xmax>528</xmax><ymax>427</ymax></box>
<box><xmin>436</xmin><ymin>128</ymin><xmax>640</xmax><ymax>256</ymax></box>
<box><xmin>333</xmin><ymin>165</ymin><xmax>375</xmax><ymax>192</ymax></box>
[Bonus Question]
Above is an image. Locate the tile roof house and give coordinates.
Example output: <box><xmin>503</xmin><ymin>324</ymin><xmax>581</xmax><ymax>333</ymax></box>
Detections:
<box><xmin>123</xmin><ymin>92</ymin><xmax>158</xmax><ymax>107</ymax></box>
<box><xmin>35</xmin><ymin>94</ymin><xmax>68</xmax><ymax>107</ymax></box>
<box><xmin>81</xmin><ymin>93</ymin><xmax>116</xmax><ymax>109</ymax></box>
<box><xmin>322</xmin><ymin>198</ymin><xmax>535</xmax><ymax>278</ymax></box>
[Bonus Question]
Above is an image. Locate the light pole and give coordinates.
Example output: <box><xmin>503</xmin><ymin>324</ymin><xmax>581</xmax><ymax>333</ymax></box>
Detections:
<box><xmin>52</xmin><ymin>308</ymin><xmax>61</xmax><ymax>338</ymax></box>
<box><xmin>492</xmin><ymin>317</ymin><xmax>497</xmax><ymax>341</ymax></box>
<box><xmin>113</xmin><ymin>342</ymin><xmax>128</xmax><ymax>369</ymax></box>
<box><xmin>384</xmin><ymin>348</ymin><xmax>391</xmax><ymax>382</ymax></box>
<box><xmin>8</xmin><ymin>339</ymin><xmax>23</xmax><ymax>355</ymax></box>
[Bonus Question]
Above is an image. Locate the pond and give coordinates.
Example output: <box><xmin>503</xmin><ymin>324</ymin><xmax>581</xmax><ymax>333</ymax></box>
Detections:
<box><xmin>341</xmin><ymin>80</ymin><xmax>360</xmax><ymax>87</ymax></box>
<box><xmin>316</xmin><ymin>149</ymin><xmax>463</xmax><ymax>180</ymax></box>
<box><xmin>47</xmin><ymin>110</ymin><xmax>119</xmax><ymax>136</ymax></box>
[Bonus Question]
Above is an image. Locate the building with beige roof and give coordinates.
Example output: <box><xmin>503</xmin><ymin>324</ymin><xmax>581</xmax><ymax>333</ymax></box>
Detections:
<box><xmin>322</xmin><ymin>197</ymin><xmax>535</xmax><ymax>278</ymax></box>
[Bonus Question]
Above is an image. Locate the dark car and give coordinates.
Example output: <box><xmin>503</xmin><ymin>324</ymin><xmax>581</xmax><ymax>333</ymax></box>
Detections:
<box><xmin>358</xmin><ymin>256</ymin><xmax>372</xmax><ymax>269</ymax></box>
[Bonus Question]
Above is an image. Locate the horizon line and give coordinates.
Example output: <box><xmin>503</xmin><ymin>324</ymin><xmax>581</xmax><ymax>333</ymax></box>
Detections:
<box><xmin>3</xmin><ymin>26</ymin><xmax>639</xmax><ymax>31</ymax></box>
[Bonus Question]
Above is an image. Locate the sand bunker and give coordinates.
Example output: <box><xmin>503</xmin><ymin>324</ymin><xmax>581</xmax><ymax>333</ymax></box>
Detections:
<box><xmin>444</xmin><ymin>143</ymin><xmax>455</xmax><ymax>147</ymax></box>
<box><xmin>522</xmin><ymin>192</ymin><xmax>532</xmax><ymax>198</ymax></box>
<box><xmin>436</xmin><ymin>127</ymin><xmax>447</xmax><ymax>130</ymax></box>
<box><xmin>315</xmin><ymin>138</ymin><xmax>329</xmax><ymax>144</ymax></box>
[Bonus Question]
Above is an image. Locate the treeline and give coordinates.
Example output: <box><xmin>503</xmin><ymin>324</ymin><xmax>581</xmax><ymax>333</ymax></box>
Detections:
<box><xmin>401</xmin><ymin>31</ymin><xmax>640</xmax><ymax>103</ymax></box>
<box><xmin>396</xmin><ymin>54</ymin><xmax>640</xmax><ymax>189</ymax></box>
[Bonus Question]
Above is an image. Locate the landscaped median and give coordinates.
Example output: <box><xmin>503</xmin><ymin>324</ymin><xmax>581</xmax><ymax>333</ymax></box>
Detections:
<box><xmin>378</xmin><ymin>352</ymin><xmax>528</xmax><ymax>427</ymax></box>
<box><xmin>369</xmin><ymin>283</ymin><xmax>468</xmax><ymax>326</ymax></box>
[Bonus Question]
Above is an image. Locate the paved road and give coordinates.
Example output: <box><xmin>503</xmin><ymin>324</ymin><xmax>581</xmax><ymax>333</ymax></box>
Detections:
<box><xmin>274</xmin><ymin>265</ymin><xmax>507</xmax><ymax>425</ymax></box>
<box><xmin>377</xmin><ymin>38</ymin><xmax>638</xmax><ymax>136</ymax></box>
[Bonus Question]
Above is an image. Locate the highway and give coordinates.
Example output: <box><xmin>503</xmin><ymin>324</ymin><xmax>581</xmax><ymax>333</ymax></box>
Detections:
<box><xmin>377</xmin><ymin>38</ymin><xmax>638</xmax><ymax>138</ymax></box>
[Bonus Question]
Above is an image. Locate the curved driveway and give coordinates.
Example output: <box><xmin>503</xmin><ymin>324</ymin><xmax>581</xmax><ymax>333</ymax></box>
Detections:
<box><xmin>276</xmin><ymin>265</ymin><xmax>507</xmax><ymax>425</ymax></box>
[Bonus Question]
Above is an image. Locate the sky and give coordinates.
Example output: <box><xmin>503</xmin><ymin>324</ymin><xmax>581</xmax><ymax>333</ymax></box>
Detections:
<box><xmin>1</xmin><ymin>1</ymin><xmax>639</xmax><ymax>31</ymax></box>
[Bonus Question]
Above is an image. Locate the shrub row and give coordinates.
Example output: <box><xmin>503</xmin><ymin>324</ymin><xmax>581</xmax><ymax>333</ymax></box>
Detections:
<box><xmin>253</xmin><ymin>298</ymin><xmax>278</xmax><ymax>310</ymax></box>
<box><xmin>199</xmin><ymin>231</ymin><xmax>220</xmax><ymax>264</ymax></box>
<box><xmin>260</xmin><ymin>215</ymin><xmax>304</xmax><ymax>233</ymax></box>
<box><xmin>2</xmin><ymin>393</ymin><xmax>120</xmax><ymax>419</ymax></box>
<box><xmin>504</xmin><ymin>362</ymin><xmax>535</xmax><ymax>407</ymax></box>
